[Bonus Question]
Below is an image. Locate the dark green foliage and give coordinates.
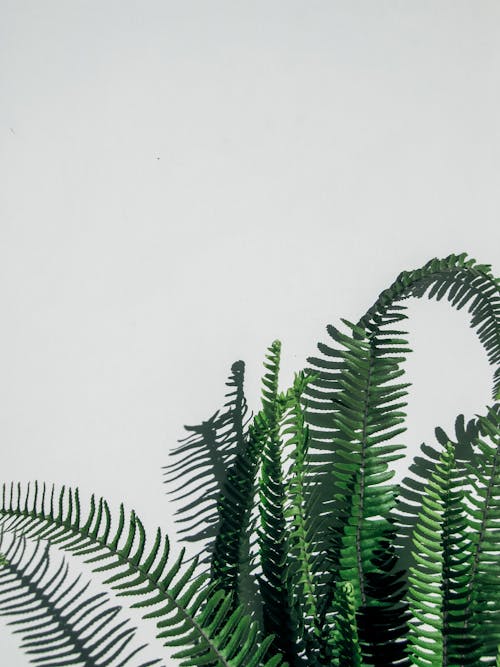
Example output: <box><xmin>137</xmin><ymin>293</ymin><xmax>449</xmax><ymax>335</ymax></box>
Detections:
<box><xmin>407</xmin><ymin>442</ymin><xmax>476</xmax><ymax>666</ymax></box>
<box><xmin>329</xmin><ymin>581</ymin><xmax>362</xmax><ymax>667</ymax></box>
<box><xmin>281</xmin><ymin>372</ymin><xmax>320</xmax><ymax>661</ymax></box>
<box><xmin>464</xmin><ymin>406</ymin><xmax>500</xmax><ymax>662</ymax></box>
<box><xmin>1</xmin><ymin>252</ymin><xmax>499</xmax><ymax>666</ymax></box>
<box><xmin>209</xmin><ymin>408</ymin><xmax>266</xmax><ymax>608</ymax></box>
<box><xmin>256</xmin><ymin>341</ymin><xmax>303</xmax><ymax>665</ymax></box>
<box><xmin>401</xmin><ymin>405</ymin><xmax>500</xmax><ymax>666</ymax></box>
<box><xmin>317</xmin><ymin>320</ymin><xmax>410</xmax><ymax>665</ymax></box>
<box><xmin>394</xmin><ymin>413</ymin><xmax>480</xmax><ymax>575</ymax></box>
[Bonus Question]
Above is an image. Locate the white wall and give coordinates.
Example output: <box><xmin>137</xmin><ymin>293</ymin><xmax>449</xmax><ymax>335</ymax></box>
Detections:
<box><xmin>1</xmin><ymin>2</ymin><xmax>498</xmax><ymax>665</ymax></box>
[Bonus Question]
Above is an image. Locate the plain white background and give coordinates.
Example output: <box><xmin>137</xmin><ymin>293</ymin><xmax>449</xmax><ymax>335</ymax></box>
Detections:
<box><xmin>1</xmin><ymin>2</ymin><xmax>499</xmax><ymax>665</ymax></box>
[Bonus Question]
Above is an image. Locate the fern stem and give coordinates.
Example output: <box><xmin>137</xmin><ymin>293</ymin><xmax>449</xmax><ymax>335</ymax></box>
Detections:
<box><xmin>355</xmin><ymin>345</ymin><xmax>374</xmax><ymax>609</ymax></box>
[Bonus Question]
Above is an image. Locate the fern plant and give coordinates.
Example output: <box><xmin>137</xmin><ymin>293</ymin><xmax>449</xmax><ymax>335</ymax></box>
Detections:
<box><xmin>1</xmin><ymin>252</ymin><xmax>499</xmax><ymax>667</ymax></box>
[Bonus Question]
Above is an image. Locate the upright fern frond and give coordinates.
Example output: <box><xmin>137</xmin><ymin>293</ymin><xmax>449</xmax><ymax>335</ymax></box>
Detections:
<box><xmin>401</xmin><ymin>405</ymin><xmax>499</xmax><ymax>665</ymax></box>
<box><xmin>302</xmin><ymin>253</ymin><xmax>499</xmax><ymax>665</ymax></box>
<box><xmin>282</xmin><ymin>371</ymin><xmax>320</xmax><ymax>661</ymax></box>
<box><xmin>329</xmin><ymin>581</ymin><xmax>363</xmax><ymax>667</ymax></box>
<box><xmin>0</xmin><ymin>533</ymin><xmax>162</xmax><ymax>667</ymax></box>
<box><xmin>304</xmin><ymin>312</ymin><xmax>412</xmax><ymax>633</ymax></box>
<box><xmin>260</xmin><ymin>341</ymin><xmax>282</xmax><ymax>425</ymax></box>
<box><xmin>464</xmin><ymin>405</ymin><xmax>500</xmax><ymax>663</ymax></box>
<box><xmin>407</xmin><ymin>441</ymin><xmax>478</xmax><ymax>666</ymax></box>
<box><xmin>0</xmin><ymin>484</ymin><xmax>281</xmax><ymax>667</ymax></box>
<box><xmin>395</xmin><ymin>414</ymin><xmax>480</xmax><ymax>574</ymax></box>
<box><xmin>310</xmin><ymin>319</ymin><xmax>410</xmax><ymax>665</ymax></box>
<box><xmin>257</xmin><ymin>341</ymin><xmax>302</xmax><ymax>664</ymax></box>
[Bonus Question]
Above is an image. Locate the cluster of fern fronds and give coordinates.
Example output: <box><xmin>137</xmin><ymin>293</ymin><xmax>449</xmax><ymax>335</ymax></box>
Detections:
<box><xmin>167</xmin><ymin>253</ymin><xmax>500</xmax><ymax>667</ymax></box>
<box><xmin>1</xmin><ymin>252</ymin><xmax>499</xmax><ymax>667</ymax></box>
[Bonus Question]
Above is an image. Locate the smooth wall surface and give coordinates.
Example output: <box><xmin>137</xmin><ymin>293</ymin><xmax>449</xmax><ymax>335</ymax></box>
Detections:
<box><xmin>1</xmin><ymin>2</ymin><xmax>499</xmax><ymax>664</ymax></box>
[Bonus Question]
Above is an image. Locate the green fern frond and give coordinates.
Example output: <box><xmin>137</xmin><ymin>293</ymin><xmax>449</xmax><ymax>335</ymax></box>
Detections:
<box><xmin>357</xmin><ymin>252</ymin><xmax>500</xmax><ymax>399</ymax></box>
<box><xmin>261</xmin><ymin>341</ymin><xmax>282</xmax><ymax>426</ymax></box>
<box><xmin>306</xmin><ymin>253</ymin><xmax>498</xmax><ymax>563</ymax></box>
<box><xmin>463</xmin><ymin>405</ymin><xmax>500</xmax><ymax>663</ymax></box>
<box><xmin>400</xmin><ymin>406</ymin><xmax>499</xmax><ymax>665</ymax></box>
<box><xmin>303</xmin><ymin>314</ymin><xmax>412</xmax><ymax>607</ymax></box>
<box><xmin>3</xmin><ymin>252</ymin><xmax>498</xmax><ymax>667</ymax></box>
<box><xmin>309</xmin><ymin>319</ymin><xmax>410</xmax><ymax>665</ymax></box>
<box><xmin>302</xmin><ymin>253</ymin><xmax>499</xmax><ymax>664</ymax></box>
<box><xmin>0</xmin><ymin>483</ymin><xmax>282</xmax><ymax>667</ymax></box>
<box><xmin>0</xmin><ymin>532</ymin><xmax>162</xmax><ymax>667</ymax></box>
<box><xmin>395</xmin><ymin>414</ymin><xmax>480</xmax><ymax>575</ymax></box>
<box><xmin>282</xmin><ymin>371</ymin><xmax>321</xmax><ymax>661</ymax></box>
<box><xmin>329</xmin><ymin>581</ymin><xmax>363</xmax><ymax>667</ymax></box>
<box><xmin>257</xmin><ymin>341</ymin><xmax>302</xmax><ymax>665</ymax></box>
<box><xmin>407</xmin><ymin>441</ymin><xmax>479</xmax><ymax>666</ymax></box>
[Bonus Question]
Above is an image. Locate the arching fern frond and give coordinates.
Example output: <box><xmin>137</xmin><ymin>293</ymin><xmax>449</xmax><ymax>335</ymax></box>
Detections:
<box><xmin>0</xmin><ymin>483</ymin><xmax>282</xmax><ymax>667</ymax></box>
<box><xmin>357</xmin><ymin>252</ymin><xmax>500</xmax><ymax>399</ymax></box>
<box><xmin>303</xmin><ymin>252</ymin><xmax>499</xmax><ymax>664</ymax></box>
<box><xmin>0</xmin><ymin>532</ymin><xmax>161</xmax><ymax>667</ymax></box>
<box><xmin>305</xmin><ymin>253</ymin><xmax>499</xmax><ymax>567</ymax></box>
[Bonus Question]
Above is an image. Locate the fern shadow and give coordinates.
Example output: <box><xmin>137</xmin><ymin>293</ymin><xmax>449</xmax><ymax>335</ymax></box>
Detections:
<box><xmin>0</xmin><ymin>531</ymin><xmax>162</xmax><ymax>667</ymax></box>
<box><xmin>163</xmin><ymin>360</ymin><xmax>250</xmax><ymax>563</ymax></box>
